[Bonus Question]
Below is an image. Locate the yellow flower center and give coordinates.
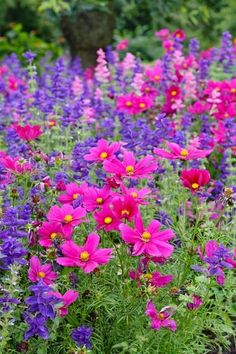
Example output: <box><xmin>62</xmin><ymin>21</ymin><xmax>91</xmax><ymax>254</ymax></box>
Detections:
<box><xmin>121</xmin><ymin>209</ymin><xmax>130</xmax><ymax>216</ymax></box>
<box><xmin>224</xmin><ymin>113</ymin><xmax>229</xmax><ymax>118</ymax></box>
<box><xmin>126</xmin><ymin>100</ymin><xmax>133</xmax><ymax>107</ymax></box>
<box><xmin>142</xmin><ymin>231</ymin><xmax>151</xmax><ymax>242</ymax></box>
<box><xmin>100</xmin><ymin>151</ymin><xmax>108</xmax><ymax>159</ymax></box>
<box><xmin>80</xmin><ymin>251</ymin><xmax>90</xmax><ymax>261</ymax></box>
<box><xmin>73</xmin><ymin>193</ymin><xmax>79</xmax><ymax>200</ymax></box>
<box><xmin>144</xmin><ymin>273</ymin><xmax>153</xmax><ymax>280</ymax></box>
<box><xmin>64</xmin><ymin>214</ymin><xmax>73</xmax><ymax>222</ymax></box>
<box><xmin>96</xmin><ymin>197</ymin><xmax>103</xmax><ymax>204</ymax></box>
<box><xmin>171</xmin><ymin>90</ymin><xmax>177</xmax><ymax>96</ymax></box>
<box><xmin>50</xmin><ymin>232</ymin><xmax>57</xmax><ymax>239</ymax></box>
<box><xmin>154</xmin><ymin>75</ymin><xmax>160</xmax><ymax>81</ymax></box>
<box><xmin>158</xmin><ymin>313</ymin><xmax>165</xmax><ymax>320</ymax></box>
<box><xmin>130</xmin><ymin>192</ymin><xmax>138</xmax><ymax>198</ymax></box>
<box><xmin>192</xmin><ymin>183</ymin><xmax>199</xmax><ymax>189</ymax></box>
<box><xmin>139</xmin><ymin>103</ymin><xmax>146</xmax><ymax>108</ymax></box>
<box><xmin>126</xmin><ymin>165</ymin><xmax>134</xmax><ymax>175</ymax></box>
<box><xmin>231</xmin><ymin>88</ymin><xmax>236</xmax><ymax>93</ymax></box>
<box><xmin>49</xmin><ymin>120</ymin><xmax>55</xmax><ymax>126</ymax></box>
<box><xmin>38</xmin><ymin>271</ymin><xmax>45</xmax><ymax>278</ymax></box>
<box><xmin>104</xmin><ymin>216</ymin><xmax>112</xmax><ymax>224</ymax></box>
<box><xmin>180</xmin><ymin>149</ymin><xmax>189</xmax><ymax>157</ymax></box>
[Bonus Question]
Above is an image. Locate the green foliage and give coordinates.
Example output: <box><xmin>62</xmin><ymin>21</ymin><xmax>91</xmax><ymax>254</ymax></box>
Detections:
<box><xmin>0</xmin><ymin>23</ymin><xmax>62</xmax><ymax>61</ymax></box>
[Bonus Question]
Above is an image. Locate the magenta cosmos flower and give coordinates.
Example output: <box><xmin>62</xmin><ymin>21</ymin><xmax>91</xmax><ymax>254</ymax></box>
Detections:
<box><xmin>37</xmin><ymin>222</ymin><xmax>70</xmax><ymax>248</ymax></box>
<box><xmin>180</xmin><ymin>169</ymin><xmax>211</xmax><ymax>193</ymax></box>
<box><xmin>46</xmin><ymin>204</ymin><xmax>86</xmax><ymax>237</ymax></box>
<box><xmin>15</xmin><ymin>124</ymin><xmax>42</xmax><ymax>141</ymax></box>
<box><xmin>145</xmin><ymin>300</ymin><xmax>176</xmax><ymax>331</ymax></box>
<box><xmin>112</xmin><ymin>195</ymin><xmax>138</xmax><ymax>221</ymax></box>
<box><xmin>58</xmin><ymin>182</ymin><xmax>88</xmax><ymax>204</ymax></box>
<box><xmin>119</xmin><ymin>213</ymin><xmax>174</xmax><ymax>257</ymax></box>
<box><xmin>94</xmin><ymin>206</ymin><xmax>120</xmax><ymax>231</ymax></box>
<box><xmin>28</xmin><ymin>256</ymin><xmax>57</xmax><ymax>285</ymax></box>
<box><xmin>103</xmin><ymin>151</ymin><xmax>157</xmax><ymax>179</ymax></box>
<box><xmin>84</xmin><ymin>139</ymin><xmax>121</xmax><ymax>163</ymax></box>
<box><xmin>57</xmin><ymin>233</ymin><xmax>113</xmax><ymax>273</ymax></box>
<box><xmin>83</xmin><ymin>185</ymin><xmax>112</xmax><ymax>212</ymax></box>
<box><xmin>49</xmin><ymin>289</ymin><xmax>79</xmax><ymax>317</ymax></box>
<box><xmin>154</xmin><ymin>141</ymin><xmax>212</xmax><ymax>160</ymax></box>
<box><xmin>0</xmin><ymin>155</ymin><xmax>33</xmax><ymax>174</ymax></box>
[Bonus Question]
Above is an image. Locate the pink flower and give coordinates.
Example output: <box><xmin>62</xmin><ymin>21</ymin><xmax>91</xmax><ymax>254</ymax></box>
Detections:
<box><xmin>119</xmin><ymin>213</ymin><xmax>174</xmax><ymax>257</ymax></box>
<box><xmin>50</xmin><ymin>290</ymin><xmax>79</xmax><ymax>317</ymax></box>
<box><xmin>84</xmin><ymin>139</ymin><xmax>121</xmax><ymax>163</ymax></box>
<box><xmin>172</xmin><ymin>29</ymin><xmax>186</xmax><ymax>41</ymax></box>
<box><xmin>188</xmin><ymin>101</ymin><xmax>210</xmax><ymax>115</ymax></box>
<box><xmin>103</xmin><ymin>151</ymin><xmax>157</xmax><ymax>179</ymax></box>
<box><xmin>116</xmin><ymin>39</ymin><xmax>129</xmax><ymax>51</ymax></box>
<box><xmin>116</xmin><ymin>93</ymin><xmax>138</xmax><ymax>115</ymax></box>
<box><xmin>129</xmin><ymin>269</ymin><xmax>173</xmax><ymax>288</ymax></box>
<box><xmin>58</xmin><ymin>182</ymin><xmax>88</xmax><ymax>204</ymax></box>
<box><xmin>46</xmin><ymin>204</ymin><xmax>86</xmax><ymax>237</ymax></box>
<box><xmin>15</xmin><ymin>125</ymin><xmax>42</xmax><ymax>141</ymax></box>
<box><xmin>180</xmin><ymin>169</ymin><xmax>211</xmax><ymax>193</ymax></box>
<box><xmin>37</xmin><ymin>222</ymin><xmax>70</xmax><ymax>248</ymax></box>
<box><xmin>112</xmin><ymin>195</ymin><xmax>138</xmax><ymax>221</ymax></box>
<box><xmin>145</xmin><ymin>65</ymin><xmax>162</xmax><ymax>83</ymax></box>
<box><xmin>154</xmin><ymin>141</ymin><xmax>212</xmax><ymax>160</ymax></box>
<box><xmin>0</xmin><ymin>155</ymin><xmax>33</xmax><ymax>174</ymax></box>
<box><xmin>155</xmin><ymin>28</ymin><xmax>170</xmax><ymax>41</ymax></box>
<box><xmin>94</xmin><ymin>206</ymin><xmax>120</xmax><ymax>231</ymax></box>
<box><xmin>28</xmin><ymin>256</ymin><xmax>57</xmax><ymax>285</ymax></box>
<box><xmin>120</xmin><ymin>184</ymin><xmax>151</xmax><ymax>205</ymax></box>
<box><xmin>145</xmin><ymin>300</ymin><xmax>176</xmax><ymax>331</ymax></box>
<box><xmin>56</xmin><ymin>233</ymin><xmax>112</xmax><ymax>273</ymax></box>
<box><xmin>187</xmin><ymin>295</ymin><xmax>203</xmax><ymax>310</ymax></box>
<box><xmin>83</xmin><ymin>185</ymin><xmax>111</xmax><ymax>212</ymax></box>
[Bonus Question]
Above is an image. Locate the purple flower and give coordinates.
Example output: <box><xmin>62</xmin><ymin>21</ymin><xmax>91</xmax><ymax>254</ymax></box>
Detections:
<box><xmin>71</xmin><ymin>325</ymin><xmax>93</xmax><ymax>349</ymax></box>
<box><xmin>22</xmin><ymin>51</ymin><xmax>37</xmax><ymax>63</ymax></box>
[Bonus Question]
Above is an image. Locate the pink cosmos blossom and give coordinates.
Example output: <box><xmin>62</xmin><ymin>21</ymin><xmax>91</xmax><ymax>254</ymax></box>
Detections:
<box><xmin>145</xmin><ymin>300</ymin><xmax>176</xmax><ymax>331</ymax></box>
<box><xmin>154</xmin><ymin>141</ymin><xmax>213</xmax><ymax>160</ymax></box>
<box><xmin>56</xmin><ymin>233</ymin><xmax>112</xmax><ymax>273</ymax></box>
<box><xmin>116</xmin><ymin>39</ymin><xmax>129</xmax><ymax>51</ymax></box>
<box><xmin>145</xmin><ymin>64</ymin><xmax>162</xmax><ymax>83</ymax></box>
<box><xmin>112</xmin><ymin>196</ymin><xmax>138</xmax><ymax>221</ymax></box>
<box><xmin>119</xmin><ymin>183</ymin><xmax>151</xmax><ymax>205</ymax></box>
<box><xmin>187</xmin><ymin>295</ymin><xmax>203</xmax><ymax>310</ymax></box>
<box><xmin>214</xmin><ymin>102</ymin><xmax>236</xmax><ymax>120</ymax></box>
<box><xmin>155</xmin><ymin>28</ymin><xmax>170</xmax><ymax>41</ymax></box>
<box><xmin>119</xmin><ymin>213</ymin><xmax>174</xmax><ymax>258</ymax></box>
<box><xmin>94</xmin><ymin>206</ymin><xmax>120</xmax><ymax>231</ymax></box>
<box><xmin>58</xmin><ymin>182</ymin><xmax>88</xmax><ymax>204</ymax></box>
<box><xmin>188</xmin><ymin>101</ymin><xmax>210</xmax><ymax>115</ymax></box>
<box><xmin>116</xmin><ymin>93</ymin><xmax>153</xmax><ymax>114</ymax></box>
<box><xmin>28</xmin><ymin>256</ymin><xmax>57</xmax><ymax>285</ymax></box>
<box><xmin>180</xmin><ymin>169</ymin><xmax>211</xmax><ymax>193</ymax></box>
<box><xmin>84</xmin><ymin>139</ymin><xmax>121</xmax><ymax>163</ymax></box>
<box><xmin>163</xmin><ymin>40</ymin><xmax>174</xmax><ymax>53</ymax></box>
<box><xmin>46</xmin><ymin>204</ymin><xmax>86</xmax><ymax>237</ymax></box>
<box><xmin>129</xmin><ymin>269</ymin><xmax>173</xmax><ymax>288</ymax></box>
<box><xmin>37</xmin><ymin>222</ymin><xmax>70</xmax><ymax>248</ymax></box>
<box><xmin>50</xmin><ymin>290</ymin><xmax>79</xmax><ymax>317</ymax></box>
<box><xmin>0</xmin><ymin>155</ymin><xmax>33</xmax><ymax>174</ymax></box>
<box><xmin>172</xmin><ymin>29</ymin><xmax>186</xmax><ymax>41</ymax></box>
<box><xmin>83</xmin><ymin>185</ymin><xmax>111</xmax><ymax>211</ymax></box>
<box><xmin>103</xmin><ymin>150</ymin><xmax>157</xmax><ymax>179</ymax></box>
<box><xmin>15</xmin><ymin>125</ymin><xmax>42</xmax><ymax>141</ymax></box>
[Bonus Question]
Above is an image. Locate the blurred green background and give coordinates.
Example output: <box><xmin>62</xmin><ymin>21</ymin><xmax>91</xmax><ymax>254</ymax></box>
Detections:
<box><xmin>0</xmin><ymin>0</ymin><xmax>235</xmax><ymax>65</ymax></box>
